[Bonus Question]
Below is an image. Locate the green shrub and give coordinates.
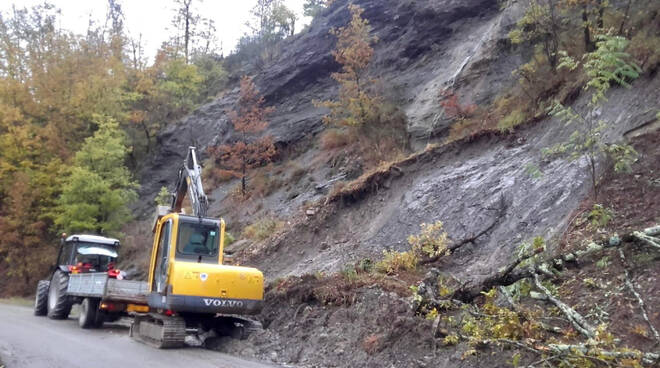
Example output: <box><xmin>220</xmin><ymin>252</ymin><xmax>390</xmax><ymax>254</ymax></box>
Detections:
<box><xmin>357</xmin><ymin>258</ymin><xmax>374</xmax><ymax>273</ymax></box>
<box><xmin>497</xmin><ymin>109</ymin><xmax>526</xmax><ymax>133</ymax></box>
<box><xmin>155</xmin><ymin>186</ymin><xmax>171</xmax><ymax>206</ymax></box>
<box><xmin>587</xmin><ymin>204</ymin><xmax>612</xmax><ymax>228</ymax></box>
<box><xmin>340</xmin><ymin>265</ymin><xmax>358</xmax><ymax>282</ymax></box>
<box><xmin>224</xmin><ymin>231</ymin><xmax>236</xmax><ymax>246</ymax></box>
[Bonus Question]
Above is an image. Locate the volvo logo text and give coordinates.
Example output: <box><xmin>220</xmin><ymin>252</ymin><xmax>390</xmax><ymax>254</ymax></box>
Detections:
<box><xmin>203</xmin><ymin>298</ymin><xmax>244</xmax><ymax>308</ymax></box>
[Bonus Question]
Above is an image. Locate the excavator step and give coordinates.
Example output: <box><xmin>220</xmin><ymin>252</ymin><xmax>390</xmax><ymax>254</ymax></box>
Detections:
<box><xmin>130</xmin><ymin>313</ymin><xmax>186</xmax><ymax>349</ymax></box>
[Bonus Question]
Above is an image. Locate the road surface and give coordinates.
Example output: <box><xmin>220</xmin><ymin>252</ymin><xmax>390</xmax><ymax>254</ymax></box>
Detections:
<box><xmin>0</xmin><ymin>303</ymin><xmax>276</xmax><ymax>368</ymax></box>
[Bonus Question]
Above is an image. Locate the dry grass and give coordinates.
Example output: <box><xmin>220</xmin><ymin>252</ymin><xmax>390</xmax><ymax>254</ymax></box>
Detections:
<box><xmin>251</xmin><ymin>171</ymin><xmax>283</xmax><ymax>198</ymax></box>
<box><xmin>362</xmin><ymin>334</ymin><xmax>383</xmax><ymax>355</ymax></box>
<box><xmin>242</xmin><ymin>217</ymin><xmax>284</xmax><ymax>241</ymax></box>
<box><xmin>320</xmin><ymin>128</ymin><xmax>351</xmax><ymax>150</ymax></box>
<box><xmin>287</xmin><ymin>163</ymin><xmax>307</xmax><ymax>184</ymax></box>
<box><xmin>327</xmin><ymin>160</ymin><xmax>398</xmax><ymax>203</ymax></box>
<box><xmin>0</xmin><ymin>297</ymin><xmax>32</xmax><ymax>306</ymax></box>
<box><xmin>268</xmin><ymin>269</ymin><xmax>419</xmax><ymax>307</ymax></box>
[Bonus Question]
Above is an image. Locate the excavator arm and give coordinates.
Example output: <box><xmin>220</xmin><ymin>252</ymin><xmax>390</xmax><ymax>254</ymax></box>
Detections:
<box><xmin>135</xmin><ymin>146</ymin><xmax>264</xmax><ymax>349</ymax></box>
<box><xmin>170</xmin><ymin>147</ymin><xmax>208</xmax><ymax>217</ymax></box>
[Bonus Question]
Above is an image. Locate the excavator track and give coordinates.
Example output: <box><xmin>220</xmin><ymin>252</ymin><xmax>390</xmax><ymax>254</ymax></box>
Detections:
<box><xmin>130</xmin><ymin>313</ymin><xmax>186</xmax><ymax>348</ymax></box>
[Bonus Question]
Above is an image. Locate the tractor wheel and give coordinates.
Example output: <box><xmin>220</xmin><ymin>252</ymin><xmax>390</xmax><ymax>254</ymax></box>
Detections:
<box><xmin>79</xmin><ymin>298</ymin><xmax>100</xmax><ymax>329</ymax></box>
<box><xmin>47</xmin><ymin>270</ymin><xmax>72</xmax><ymax>320</ymax></box>
<box><xmin>93</xmin><ymin>307</ymin><xmax>105</xmax><ymax>328</ymax></box>
<box><xmin>33</xmin><ymin>280</ymin><xmax>50</xmax><ymax>316</ymax></box>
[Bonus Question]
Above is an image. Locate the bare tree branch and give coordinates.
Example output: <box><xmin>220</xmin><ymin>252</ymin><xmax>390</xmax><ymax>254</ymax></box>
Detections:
<box><xmin>533</xmin><ymin>273</ymin><xmax>596</xmax><ymax>339</ymax></box>
<box><xmin>633</xmin><ymin>231</ymin><xmax>660</xmax><ymax>250</ymax></box>
<box><xmin>618</xmin><ymin>248</ymin><xmax>660</xmax><ymax>344</ymax></box>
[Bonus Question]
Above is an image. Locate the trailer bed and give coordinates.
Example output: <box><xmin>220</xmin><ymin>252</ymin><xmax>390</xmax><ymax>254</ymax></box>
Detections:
<box><xmin>67</xmin><ymin>273</ymin><xmax>149</xmax><ymax>304</ymax></box>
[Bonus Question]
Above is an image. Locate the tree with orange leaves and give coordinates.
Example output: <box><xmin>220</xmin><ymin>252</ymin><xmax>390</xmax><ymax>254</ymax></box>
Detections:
<box><xmin>318</xmin><ymin>4</ymin><xmax>380</xmax><ymax>129</ymax></box>
<box><xmin>439</xmin><ymin>90</ymin><xmax>477</xmax><ymax>121</ymax></box>
<box><xmin>208</xmin><ymin>76</ymin><xmax>276</xmax><ymax>196</ymax></box>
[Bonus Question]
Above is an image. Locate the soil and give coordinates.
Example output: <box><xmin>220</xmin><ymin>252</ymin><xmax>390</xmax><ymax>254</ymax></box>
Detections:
<box><xmin>556</xmin><ymin>131</ymin><xmax>660</xmax><ymax>354</ymax></box>
<box><xmin>211</xmin><ymin>275</ymin><xmax>516</xmax><ymax>368</ymax></box>
<box><xmin>207</xmin><ymin>130</ymin><xmax>660</xmax><ymax>368</ymax></box>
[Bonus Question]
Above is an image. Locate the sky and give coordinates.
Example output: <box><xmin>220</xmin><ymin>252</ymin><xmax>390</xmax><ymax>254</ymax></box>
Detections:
<box><xmin>1</xmin><ymin>0</ymin><xmax>311</xmax><ymax>61</ymax></box>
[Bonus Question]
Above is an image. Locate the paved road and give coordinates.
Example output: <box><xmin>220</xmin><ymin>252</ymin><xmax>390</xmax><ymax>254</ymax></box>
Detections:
<box><xmin>0</xmin><ymin>303</ymin><xmax>275</xmax><ymax>368</ymax></box>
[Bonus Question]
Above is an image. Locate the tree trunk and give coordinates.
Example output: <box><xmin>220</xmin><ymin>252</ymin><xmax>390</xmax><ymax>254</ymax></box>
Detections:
<box><xmin>618</xmin><ymin>0</ymin><xmax>632</xmax><ymax>36</ymax></box>
<box><xmin>583</xmin><ymin>5</ymin><xmax>594</xmax><ymax>52</ymax></box>
<box><xmin>184</xmin><ymin>2</ymin><xmax>190</xmax><ymax>64</ymax></box>
<box><xmin>241</xmin><ymin>157</ymin><xmax>247</xmax><ymax>197</ymax></box>
<box><xmin>597</xmin><ymin>0</ymin><xmax>604</xmax><ymax>29</ymax></box>
<box><xmin>141</xmin><ymin>121</ymin><xmax>151</xmax><ymax>153</ymax></box>
<box><xmin>588</xmin><ymin>153</ymin><xmax>598</xmax><ymax>201</ymax></box>
<box><xmin>547</xmin><ymin>0</ymin><xmax>560</xmax><ymax>69</ymax></box>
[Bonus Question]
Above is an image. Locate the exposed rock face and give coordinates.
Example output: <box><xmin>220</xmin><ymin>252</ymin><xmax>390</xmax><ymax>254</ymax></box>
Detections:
<box><xmin>244</xmin><ymin>72</ymin><xmax>659</xmax><ymax>287</ymax></box>
<box><xmin>137</xmin><ymin>0</ymin><xmax>517</xmax><ymax>214</ymax></box>
<box><xmin>137</xmin><ymin>0</ymin><xmax>660</xmax><ymax>292</ymax></box>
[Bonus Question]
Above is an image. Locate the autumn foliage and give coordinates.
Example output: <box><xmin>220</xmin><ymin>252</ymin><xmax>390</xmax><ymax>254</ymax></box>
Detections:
<box><xmin>439</xmin><ymin>90</ymin><xmax>477</xmax><ymax>121</ymax></box>
<box><xmin>0</xmin><ymin>3</ymin><xmax>224</xmax><ymax>296</ymax></box>
<box><xmin>318</xmin><ymin>4</ymin><xmax>380</xmax><ymax>129</ymax></box>
<box><xmin>208</xmin><ymin>76</ymin><xmax>276</xmax><ymax>196</ymax></box>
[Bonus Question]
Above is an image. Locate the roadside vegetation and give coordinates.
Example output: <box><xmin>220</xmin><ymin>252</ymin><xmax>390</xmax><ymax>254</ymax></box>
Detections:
<box><xmin>0</xmin><ymin>0</ymin><xmax>301</xmax><ymax>295</ymax></box>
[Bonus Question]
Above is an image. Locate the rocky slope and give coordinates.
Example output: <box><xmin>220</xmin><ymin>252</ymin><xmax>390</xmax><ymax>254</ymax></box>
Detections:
<box><xmin>136</xmin><ymin>0</ymin><xmax>522</xmax><ymax>216</ymax></box>
<box><xmin>131</xmin><ymin>0</ymin><xmax>660</xmax><ymax>366</ymax></box>
<box><xmin>137</xmin><ymin>0</ymin><xmax>658</xmax><ymax>282</ymax></box>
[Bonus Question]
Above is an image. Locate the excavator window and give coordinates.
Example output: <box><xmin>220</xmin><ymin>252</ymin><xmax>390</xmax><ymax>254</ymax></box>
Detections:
<box><xmin>176</xmin><ymin>221</ymin><xmax>219</xmax><ymax>262</ymax></box>
<box><xmin>154</xmin><ymin>220</ymin><xmax>172</xmax><ymax>293</ymax></box>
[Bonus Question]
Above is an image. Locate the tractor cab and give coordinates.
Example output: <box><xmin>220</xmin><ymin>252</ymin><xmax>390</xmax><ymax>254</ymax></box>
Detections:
<box><xmin>58</xmin><ymin>234</ymin><xmax>120</xmax><ymax>274</ymax></box>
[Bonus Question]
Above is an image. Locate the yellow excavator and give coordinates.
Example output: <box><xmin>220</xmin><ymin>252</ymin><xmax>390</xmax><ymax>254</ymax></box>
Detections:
<box><xmin>131</xmin><ymin>146</ymin><xmax>264</xmax><ymax>347</ymax></box>
<box><xmin>34</xmin><ymin>146</ymin><xmax>264</xmax><ymax>348</ymax></box>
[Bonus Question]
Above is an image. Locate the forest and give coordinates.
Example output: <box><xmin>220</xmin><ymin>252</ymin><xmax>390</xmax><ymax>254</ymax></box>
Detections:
<box><xmin>0</xmin><ymin>0</ymin><xmax>305</xmax><ymax>295</ymax></box>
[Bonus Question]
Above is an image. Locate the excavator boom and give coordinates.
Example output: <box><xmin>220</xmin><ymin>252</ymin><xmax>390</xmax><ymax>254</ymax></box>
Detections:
<box><xmin>171</xmin><ymin>146</ymin><xmax>208</xmax><ymax>217</ymax></box>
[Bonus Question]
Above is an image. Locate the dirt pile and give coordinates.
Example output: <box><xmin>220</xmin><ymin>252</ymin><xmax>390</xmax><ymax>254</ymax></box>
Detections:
<box><xmin>210</xmin><ymin>274</ymin><xmax>499</xmax><ymax>368</ymax></box>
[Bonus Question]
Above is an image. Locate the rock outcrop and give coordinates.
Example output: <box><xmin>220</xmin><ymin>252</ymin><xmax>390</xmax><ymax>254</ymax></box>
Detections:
<box><xmin>137</xmin><ymin>0</ymin><xmax>660</xmax><ymax>291</ymax></box>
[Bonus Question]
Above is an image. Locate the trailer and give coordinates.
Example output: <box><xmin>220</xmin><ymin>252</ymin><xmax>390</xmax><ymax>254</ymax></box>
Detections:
<box><xmin>66</xmin><ymin>272</ymin><xmax>150</xmax><ymax>328</ymax></box>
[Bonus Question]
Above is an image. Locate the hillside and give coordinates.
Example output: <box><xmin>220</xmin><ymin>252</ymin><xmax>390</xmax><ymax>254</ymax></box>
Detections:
<box><xmin>122</xmin><ymin>0</ymin><xmax>660</xmax><ymax>367</ymax></box>
<box><xmin>1</xmin><ymin>0</ymin><xmax>658</xmax><ymax>366</ymax></box>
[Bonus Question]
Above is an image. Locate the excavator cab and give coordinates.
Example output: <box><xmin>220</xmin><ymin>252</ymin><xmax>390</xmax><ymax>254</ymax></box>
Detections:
<box><xmin>147</xmin><ymin>212</ymin><xmax>263</xmax><ymax>315</ymax></box>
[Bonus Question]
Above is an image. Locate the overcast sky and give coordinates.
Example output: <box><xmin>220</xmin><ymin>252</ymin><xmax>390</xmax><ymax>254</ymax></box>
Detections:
<box><xmin>1</xmin><ymin>0</ymin><xmax>311</xmax><ymax>61</ymax></box>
